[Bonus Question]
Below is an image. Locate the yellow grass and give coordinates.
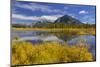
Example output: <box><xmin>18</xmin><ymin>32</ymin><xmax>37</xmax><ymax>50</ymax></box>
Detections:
<box><xmin>12</xmin><ymin>28</ymin><xmax>96</xmax><ymax>35</ymax></box>
<box><xmin>12</xmin><ymin>41</ymin><xmax>93</xmax><ymax>66</ymax></box>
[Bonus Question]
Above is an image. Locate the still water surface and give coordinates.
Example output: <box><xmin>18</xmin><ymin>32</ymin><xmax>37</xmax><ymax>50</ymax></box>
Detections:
<box><xmin>12</xmin><ymin>30</ymin><xmax>96</xmax><ymax>58</ymax></box>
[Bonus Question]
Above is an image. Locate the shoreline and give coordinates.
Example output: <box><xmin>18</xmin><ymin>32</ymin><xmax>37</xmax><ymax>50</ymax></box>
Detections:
<box><xmin>12</xmin><ymin>28</ymin><xmax>96</xmax><ymax>35</ymax></box>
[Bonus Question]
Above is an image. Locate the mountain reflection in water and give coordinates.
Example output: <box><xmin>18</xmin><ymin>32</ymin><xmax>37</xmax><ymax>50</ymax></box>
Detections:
<box><xmin>12</xmin><ymin>30</ymin><xmax>96</xmax><ymax>59</ymax></box>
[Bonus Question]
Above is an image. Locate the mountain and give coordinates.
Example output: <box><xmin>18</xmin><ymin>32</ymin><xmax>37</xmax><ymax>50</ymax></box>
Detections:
<box><xmin>32</xmin><ymin>15</ymin><xmax>84</xmax><ymax>28</ymax></box>
<box><xmin>13</xmin><ymin>15</ymin><xmax>84</xmax><ymax>28</ymax></box>
<box><xmin>54</xmin><ymin>15</ymin><xmax>83</xmax><ymax>24</ymax></box>
<box><xmin>32</xmin><ymin>17</ymin><xmax>52</xmax><ymax>27</ymax></box>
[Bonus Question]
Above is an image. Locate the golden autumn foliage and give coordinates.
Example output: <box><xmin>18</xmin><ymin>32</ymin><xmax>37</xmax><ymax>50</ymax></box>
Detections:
<box><xmin>13</xmin><ymin>28</ymin><xmax>95</xmax><ymax>35</ymax></box>
<box><xmin>12</xmin><ymin>41</ymin><xmax>93</xmax><ymax>66</ymax></box>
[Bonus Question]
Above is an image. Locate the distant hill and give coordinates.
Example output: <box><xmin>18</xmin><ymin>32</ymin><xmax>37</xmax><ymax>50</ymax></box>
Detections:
<box><xmin>54</xmin><ymin>15</ymin><xmax>83</xmax><ymax>24</ymax></box>
<box><xmin>33</xmin><ymin>17</ymin><xmax>52</xmax><ymax>27</ymax></box>
<box><xmin>12</xmin><ymin>15</ymin><xmax>88</xmax><ymax>28</ymax></box>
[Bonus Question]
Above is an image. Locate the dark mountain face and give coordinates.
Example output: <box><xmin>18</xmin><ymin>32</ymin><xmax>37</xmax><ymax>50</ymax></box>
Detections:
<box><xmin>54</xmin><ymin>15</ymin><xmax>83</xmax><ymax>24</ymax></box>
<box><xmin>32</xmin><ymin>15</ymin><xmax>83</xmax><ymax>27</ymax></box>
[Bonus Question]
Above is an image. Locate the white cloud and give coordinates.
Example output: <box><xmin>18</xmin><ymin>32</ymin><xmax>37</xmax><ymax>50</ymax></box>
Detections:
<box><xmin>12</xmin><ymin>14</ymin><xmax>40</xmax><ymax>20</ymax></box>
<box><xmin>79</xmin><ymin>10</ymin><xmax>88</xmax><ymax>14</ymax></box>
<box><xmin>12</xmin><ymin>14</ymin><xmax>62</xmax><ymax>22</ymax></box>
<box><xmin>41</xmin><ymin>15</ymin><xmax>62</xmax><ymax>22</ymax></box>
<box><xmin>15</xmin><ymin>3</ymin><xmax>66</xmax><ymax>14</ymax></box>
<box><xmin>15</xmin><ymin>3</ymin><xmax>49</xmax><ymax>11</ymax></box>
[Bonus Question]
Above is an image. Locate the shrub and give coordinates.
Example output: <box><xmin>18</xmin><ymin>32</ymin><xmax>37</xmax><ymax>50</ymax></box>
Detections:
<box><xmin>12</xmin><ymin>41</ymin><xmax>93</xmax><ymax>66</ymax></box>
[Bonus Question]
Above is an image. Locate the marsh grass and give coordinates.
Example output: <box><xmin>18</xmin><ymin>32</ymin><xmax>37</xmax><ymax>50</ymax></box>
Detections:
<box><xmin>12</xmin><ymin>41</ymin><xmax>93</xmax><ymax>66</ymax></box>
<box><xmin>13</xmin><ymin>28</ymin><xmax>95</xmax><ymax>35</ymax></box>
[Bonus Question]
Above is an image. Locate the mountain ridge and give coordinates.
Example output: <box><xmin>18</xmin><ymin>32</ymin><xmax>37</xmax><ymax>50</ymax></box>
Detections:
<box><xmin>54</xmin><ymin>15</ymin><xmax>83</xmax><ymax>24</ymax></box>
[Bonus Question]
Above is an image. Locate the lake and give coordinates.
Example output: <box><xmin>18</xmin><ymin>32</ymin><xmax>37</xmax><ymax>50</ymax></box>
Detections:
<box><xmin>12</xmin><ymin>30</ymin><xmax>96</xmax><ymax>59</ymax></box>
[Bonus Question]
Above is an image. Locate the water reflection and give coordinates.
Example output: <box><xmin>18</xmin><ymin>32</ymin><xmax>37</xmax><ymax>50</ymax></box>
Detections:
<box><xmin>12</xmin><ymin>30</ymin><xmax>96</xmax><ymax>59</ymax></box>
<box><xmin>67</xmin><ymin>35</ymin><xmax>96</xmax><ymax>58</ymax></box>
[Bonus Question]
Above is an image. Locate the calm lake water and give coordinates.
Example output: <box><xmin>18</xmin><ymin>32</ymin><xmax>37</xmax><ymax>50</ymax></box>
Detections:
<box><xmin>12</xmin><ymin>30</ymin><xmax>96</xmax><ymax>59</ymax></box>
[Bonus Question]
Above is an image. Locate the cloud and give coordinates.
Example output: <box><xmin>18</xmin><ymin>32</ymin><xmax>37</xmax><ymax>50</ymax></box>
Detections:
<box><xmin>41</xmin><ymin>15</ymin><xmax>62</xmax><ymax>22</ymax></box>
<box><xmin>81</xmin><ymin>15</ymin><xmax>95</xmax><ymax>24</ymax></box>
<box><xmin>12</xmin><ymin>14</ymin><xmax>39</xmax><ymax>21</ymax></box>
<box><xmin>14</xmin><ymin>2</ymin><xmax>66</xmax><ymax>14</ymax></box>
<box><xmin>79</xmin><ymin>10</ymin><xmax>88</xmax><ymax>14</ymax></box>
<box><xmin>12</xmin><ymin>14</ymin><xmax>62</xmax><ymax>22</ymax></box>
<box><xmin>15</xmin><ymin>3</ymin><xmax>50</xmax><ymax>11</ymax></box>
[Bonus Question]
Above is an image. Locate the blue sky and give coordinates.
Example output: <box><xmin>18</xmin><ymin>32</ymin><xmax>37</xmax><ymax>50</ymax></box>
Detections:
<box><xmin>12</xmin><ymin>1</ymin><xmax>96</xmax><ymax>24</ymax></box>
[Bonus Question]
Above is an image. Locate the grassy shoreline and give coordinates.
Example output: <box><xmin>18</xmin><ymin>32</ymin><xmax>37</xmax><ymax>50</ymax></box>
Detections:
<box><xmin>12</xmin><ymin>28</ymin><xmax>96</xmax><ymax>35</ymax></box>
<box><xmin>12</xmin><ymin>27</ymin><xmax>95</xmax><ymax>65</ymax></box>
